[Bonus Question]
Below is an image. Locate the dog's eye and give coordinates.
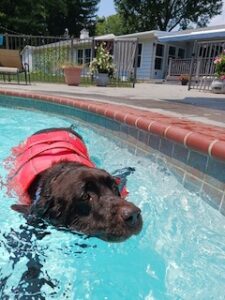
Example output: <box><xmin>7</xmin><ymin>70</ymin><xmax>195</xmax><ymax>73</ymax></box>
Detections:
<box><xmin>82</xmin><ymin>193</ymin><xmax>92</xmax><ymax>201</ymax></box>
<box><xmin>112</xmin><ymin>183</ymin><xmax>120</xmax><ymax>196</ymax></box>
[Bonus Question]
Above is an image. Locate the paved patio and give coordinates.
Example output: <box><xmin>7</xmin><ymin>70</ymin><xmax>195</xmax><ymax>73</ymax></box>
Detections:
<box><xmin>1</xmin><ymin>81</ymin><xmax>225</xmax><ymax>127</ymax></box>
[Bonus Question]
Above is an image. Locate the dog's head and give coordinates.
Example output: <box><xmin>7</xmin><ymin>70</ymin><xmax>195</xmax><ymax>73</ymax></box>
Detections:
<box><xmin>28</xmin><ymin>163</ymin><xmax>142</xmax><ymax>242</ymax></box>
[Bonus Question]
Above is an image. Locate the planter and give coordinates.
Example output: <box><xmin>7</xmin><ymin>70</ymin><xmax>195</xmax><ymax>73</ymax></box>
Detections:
<box><xmin>63</xmin><ymin>67</ymin><xmax>82</xmax><ymax>86</ymax></box>
<box><xmin>211</xmin><ymin>78</ymin><xmax>225</xmax><ymax>94</ymax></box>
<box><xmin>96</xmin><ymin>73</ymin><xmax>109</xmax><ymax>87</ymax></box>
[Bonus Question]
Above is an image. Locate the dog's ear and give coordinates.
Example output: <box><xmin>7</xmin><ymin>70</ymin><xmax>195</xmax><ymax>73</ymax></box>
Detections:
<box><xmin>11</xmin><ymin>204</ymin><xmax>30</xmax><ymax>215</ymax></box>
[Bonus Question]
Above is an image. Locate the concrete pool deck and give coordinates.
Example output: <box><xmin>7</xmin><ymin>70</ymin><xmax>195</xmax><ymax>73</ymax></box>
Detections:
<box><xmin>0</xmin><ymin>81</ymin><xmax>225</xmax><ymax>161</ymax></box>
<box><xmin>0</xmin><ymin>82</ymin><xmax>225</xmax><ymax>128</ymax></box>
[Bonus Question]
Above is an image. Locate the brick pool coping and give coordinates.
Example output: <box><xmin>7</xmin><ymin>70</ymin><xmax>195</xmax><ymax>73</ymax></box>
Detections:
<box><xmin>1</xmin><ymin>89</ymin><xmax>225</xmax><ymax>162</ymax></box>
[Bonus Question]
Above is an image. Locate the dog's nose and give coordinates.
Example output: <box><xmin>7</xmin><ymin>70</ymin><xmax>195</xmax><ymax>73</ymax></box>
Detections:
<box><xmin>121</xmin><ymin>206</ymin><xmax>141</xmax><ymax>227</ymax></box>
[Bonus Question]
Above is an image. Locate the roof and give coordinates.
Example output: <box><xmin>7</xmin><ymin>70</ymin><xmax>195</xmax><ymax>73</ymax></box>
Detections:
<box><xmin>21</xmin><ymin>24</ymin><xmax>225</xmax><ymax>53</ymax></box>
<box><xmin>112</xmin><ymin>25</ymin><xmax>225</xmax><ymax>42</ymax></box>
<box><xmin>158</xmin><ymin>25</ymin><xmax>225</xmax><ymax>42</ymax></box>
<box><xmin>95</xmin><ymin>34</ymin><xmax>115</xmax><ymax>40</ymax></box>
<box><xmin>116</xmin><ymin>30</ymin><xmax>164</xmax><ymax>39</ymax></box>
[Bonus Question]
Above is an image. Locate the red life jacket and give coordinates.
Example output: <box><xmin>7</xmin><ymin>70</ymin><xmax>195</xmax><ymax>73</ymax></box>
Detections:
<box><xmin>9</xmin><ymin>131</ymin><xmax>95</xmax><ymax>204</ymax></box>
<box><xmin>9</xmin><ymin>130</ymin><xmax>128</xmax><ymax>205</ymax></box>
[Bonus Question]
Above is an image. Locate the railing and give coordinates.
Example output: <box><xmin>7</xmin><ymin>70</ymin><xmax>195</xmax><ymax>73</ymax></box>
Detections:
<box><xmin>167</xmin><ymin>58</ymin><xmax>193</xmax><ymax>78</ymax></box>
<box><xmin>167</xmin><ymin>57</ymin><xmax>216</xmax><ymax>90</ymax></box>
<box><xmin>189</xmin><ymin>57</ymin><xmax>216</xmax><ymax>90</ymax></box>
<box><xmin>188</xmin><ymin>40</ymin><xmax>225</xmax><ymax>90</ymax></box>
<box><xmin>0</xmin><ymin>33</ymin><xmax>138</xmax><ymax>87</ymax></box>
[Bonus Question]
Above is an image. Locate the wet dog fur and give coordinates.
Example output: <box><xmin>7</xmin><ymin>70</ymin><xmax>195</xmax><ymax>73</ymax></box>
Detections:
<box><xmin>12</xmin><ymin>128</ymin><xmax>143</xmax><ymax>242</ymax></box>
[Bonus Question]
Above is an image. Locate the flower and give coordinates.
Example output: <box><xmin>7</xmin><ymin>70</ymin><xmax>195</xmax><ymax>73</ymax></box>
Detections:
<box><xmin>214</xmin><ymin>51</ymin><xmax>225</xmax><ymax>80</ymax></box>
<box><xmin>89</xmin><ymin>43</ymin><xmax>115</xmax><ymax>76</ymax></box>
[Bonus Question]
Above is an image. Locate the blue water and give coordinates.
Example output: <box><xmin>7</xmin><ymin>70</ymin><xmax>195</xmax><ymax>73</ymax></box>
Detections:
<box><xmin>0</xmin><ymin>106</ymin><xmax>225</xmax><ymax>300</ymax></box>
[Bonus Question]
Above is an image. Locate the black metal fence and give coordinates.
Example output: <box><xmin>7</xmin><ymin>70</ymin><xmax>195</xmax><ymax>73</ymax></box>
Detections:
<box><xmin>0</xmin><ymin>33</ymin><xmax>138</xmax><ymax>87</ymax></box>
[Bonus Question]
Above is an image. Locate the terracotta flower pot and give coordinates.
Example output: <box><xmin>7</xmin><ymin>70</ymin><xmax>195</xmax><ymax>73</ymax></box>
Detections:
<box><xmin>63</xmin><ymin>67</ymin><xmax>82</xmax><ymax>86</ymax></box>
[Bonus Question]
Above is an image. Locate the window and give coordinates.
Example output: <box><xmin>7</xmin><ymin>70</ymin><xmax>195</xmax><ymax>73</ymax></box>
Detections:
<box><xmin>167</xmin><ymin>46</ymin><xmax>176</xmax><ymax>64</ymax></box>
<box><xmin>156</xmin><ymin>44</ymin><xmax>164</xmax><ymax>57</ymax></box>
<box><xmin>211</xmin><ymin>45</ymin><xmax>223</xmax><ymax>58</ymax></box>
<box><xmin>77</xmin><ymin>48</ymin><xmax>92</xmax><ymax>65</ymax></box>
<box><xmin>178</xmin><ymin>48</ymin><xmax>185</xmax><ymax>59</ymax></box>
<box><xmin>155</xmin><ymin>57</ymin><xmax>163</xmax><ymax>70</ymax></box>
<box><xmin>84</xmin><ymin>48</ymin><xmax>91</xmax><ymax>64</ymax></box>
<box><xmin>169</xmin><ymin>46</ymin><xmax>176</xmax><ymax>58</ymax></box>
<box><xmin>137</xmin><ymin>43</ymin><xmax>142</xmax><ymax>68</ymax></box>
<box><xmin>77</xmin><ymin>49</ymin><xmax>83</xmax><ymax>64</ymax></box>
<box><xmin>154</xmin><ymin>44</ymin><xmax>164</xmax><ymax>70</ymax></box>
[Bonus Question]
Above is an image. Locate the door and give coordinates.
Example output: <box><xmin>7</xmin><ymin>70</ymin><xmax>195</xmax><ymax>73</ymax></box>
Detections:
<box><xmin>154</xmin><ymin>44</ymin><xmax>165</xmax><ymax>79</ymax></box>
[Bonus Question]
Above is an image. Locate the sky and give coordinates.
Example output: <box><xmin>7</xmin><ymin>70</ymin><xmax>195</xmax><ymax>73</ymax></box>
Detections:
<box><xmin>98</xmin><ymin>0</ymin><xmax>116</xmax><ymax>17</ymax></box>
<box><xmin>98</xmin><ymin>0</ymin><xmax>225</xmax><ymax>27</ymax></box>
<box><xmin>210</xmin><ymin>0</ymin><xmax>225</xmax><ymax>26</ymax></box>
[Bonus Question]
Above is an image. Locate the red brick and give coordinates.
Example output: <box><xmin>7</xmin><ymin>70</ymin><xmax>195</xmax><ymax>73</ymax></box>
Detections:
<box><xmin>211</xmin><ymin>141</ymin><xmax>225</xmax><ymax>161</ymax></box>
<box><xmin>186</xmin><ymin>133</ymin><xmax>215</xmax><ymax>154</ymax></box>
<box><xmin>136</xmin><ymin>118</ymin><xmax>151</xmax><ymax>131</ymax></box>
<box><xmin>124</xmin><ymin>114</ymin><xmax>138</xmax><ymax>126</ymax></box>
<box><xmin>165</xmin><ymin>126</ymin><xmax>192</xmax><ymax>145</ymax></box>
<box><xmin>149</xmin><ymin>121</ymin><xmax>167</xmax><ymax>136</ymax></box>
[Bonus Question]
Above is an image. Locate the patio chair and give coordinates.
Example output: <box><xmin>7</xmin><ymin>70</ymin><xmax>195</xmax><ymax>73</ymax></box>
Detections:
<box><xmin>0</xmin><ymin>49</ymin><xmax>30</xmax><ymax>84</ymax></box>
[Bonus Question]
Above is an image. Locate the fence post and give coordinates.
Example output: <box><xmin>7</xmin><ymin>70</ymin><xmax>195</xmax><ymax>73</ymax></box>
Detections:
<box><xmin>91</xmin><ymin>37</ymin><xmax>95</xmax><ymax>61</ymax></box>
<box><xmin>70</xmin><ymin>36</ymin><xmax>74</xmax><ymax>63</ymax></box>
<box><xmin>5</xmin><ymin>33</ymin><xmax>9</xmax><ymax>49</ymax></box>
<box><xmin>188</xmin><ymin>40</ymin><xmax>197</xmax><ymax>90</ymax></box>
<box><xmin>91</xmin><ymin>37</ymin><xmax>95</xmax><ymax>83</ymax></box>
<box><xmin>196</xmin><ymin>60</ymin><xmax>201</xmax><ymax>78</ymax></box>
<box><xmin>133</xmin><ymin>39</ymin><xmax>138</xmax><ymax>88</ymax></box>
<box><xmin>168</xmin><ymin>57</ymin><xmax>172</xmax><ymax>77</ymax></box>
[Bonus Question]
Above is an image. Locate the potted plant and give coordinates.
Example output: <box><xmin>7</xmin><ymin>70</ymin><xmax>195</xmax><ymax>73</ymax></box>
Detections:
<box><xmin>89</xmin><ymin>43</ymin><xmax>115</xmax><ymax>87</ymax></box>
<box><xmin>61</xmin><ymin>62</ymin><xmax>83</xmax><ymax>86</ymax></box>
<box><xmin>211</xmin><ymin>50</ymin><xmax>225</xmax><ymax>93</ymax></box>
<box><xmin>179</xmin><ymin>74</ymin><xmax>189</xmax><ymax>85</ymax></box>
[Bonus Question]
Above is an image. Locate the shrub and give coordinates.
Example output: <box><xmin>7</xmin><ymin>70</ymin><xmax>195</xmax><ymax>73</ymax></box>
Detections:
<box><xmin>214</xmin><ymin>50</ymin><xmax>225</xmax><ymax>80</ymax></box>
<box><xmin>89</xmin><ymin>43</ymin><xmax>115</xmax><ymax>76</ymax></box>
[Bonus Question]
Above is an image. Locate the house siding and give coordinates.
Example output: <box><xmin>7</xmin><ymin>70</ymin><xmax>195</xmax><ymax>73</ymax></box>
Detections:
<box><xmin>135</xmin><ymin>38</ymin><xmax>190</xmax><ymax>80</ymax></box>
<box><xmin>136</xmin><ymin>40</ymin><xmax>154</xmax><ymax>80</ymax></box>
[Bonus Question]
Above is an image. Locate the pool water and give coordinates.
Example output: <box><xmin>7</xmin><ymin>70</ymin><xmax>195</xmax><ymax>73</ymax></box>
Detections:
<box><xmin>0</xmin><ymin>106</ymin><xmax>225</xmax><ymax>300</ymax></box>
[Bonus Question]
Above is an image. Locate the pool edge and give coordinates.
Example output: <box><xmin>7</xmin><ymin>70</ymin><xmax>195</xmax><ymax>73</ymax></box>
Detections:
<box><xmin>0</xmin><ymin>89</ymin><xmax>225</xmax><ymax>215</ymax></box>
<box><xmin>0</xmin><ymin>88</ymin><xmax>225</xmax><ymax>162</ymax></box>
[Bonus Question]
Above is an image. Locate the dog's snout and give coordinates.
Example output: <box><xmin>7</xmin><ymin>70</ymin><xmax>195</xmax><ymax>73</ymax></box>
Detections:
<box><xmin>121</xmin><ymin>206</ymin><xmax>141</xmax><ymax>227</ymax></box>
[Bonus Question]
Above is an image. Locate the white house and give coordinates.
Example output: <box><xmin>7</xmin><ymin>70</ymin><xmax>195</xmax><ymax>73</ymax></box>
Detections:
<box><xmin>118</xmin><ymin>24</ymin><xmax>225</xmax><ymax>81</ymax></box>
<box><xmin>20</xmin><ymin>24</ymin><xmax>225</xmax><ymax>82</ymax></box>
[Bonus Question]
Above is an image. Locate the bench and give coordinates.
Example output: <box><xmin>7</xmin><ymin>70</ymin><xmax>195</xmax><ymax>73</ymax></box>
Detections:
<box><xmin>0</xmin><ymin>49</ymin><xmax>30</xmax><ymax>84</ymax></box>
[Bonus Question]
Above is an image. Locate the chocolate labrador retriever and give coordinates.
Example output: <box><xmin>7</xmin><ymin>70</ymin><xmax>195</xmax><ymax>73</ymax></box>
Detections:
<box><xmin>9</xmin><ymin>127</ymin><xmax>142</xmax><ymax>242</ymax></box>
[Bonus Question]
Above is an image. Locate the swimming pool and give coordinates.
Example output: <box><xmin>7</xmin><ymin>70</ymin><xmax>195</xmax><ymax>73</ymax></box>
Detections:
<box><xmin>1</xmin><ymin>105</ymin><xmax>225</xmax><ymax>299</ymax></box>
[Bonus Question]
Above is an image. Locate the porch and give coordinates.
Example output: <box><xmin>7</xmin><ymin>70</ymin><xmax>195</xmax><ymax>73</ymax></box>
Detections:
<box><xmin>166</xmin><ymin>58</ymin><xmax>193</xmax><ymax>81</ymax></box>
<box><xmin>166</xmin><ymin>57</ymin><xmax>216</xmax><ymax>81</ymax></box>
<box><xmin>159</xmin><ymin>33</ymin><xmax>225</xmax><ymax>91</ymax></box>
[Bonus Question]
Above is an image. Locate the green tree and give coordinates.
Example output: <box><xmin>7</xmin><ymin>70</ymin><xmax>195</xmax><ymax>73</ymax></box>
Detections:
<box><xmin>45</xmin><ymin>0</ymin><xmax>100</xmax><ymax>36</ymax></box>
<box><xmin>114</xmin><ymin>0</ymin><xmax>223</xmax><ymax>33</ymax></box>
<box><xmin>0</xmin><ymin>0</ymin><xmax>46</xmax><ymax>34</ymax></box>
<box><xmin>0</xmin><ymin>0</ymin><xmax>100</xmax><ymax>36</ymax></box>
<box><xmin>96</xmin><ymin>14</ymin><xmax>125</xmax><ymax>36</ymax></box>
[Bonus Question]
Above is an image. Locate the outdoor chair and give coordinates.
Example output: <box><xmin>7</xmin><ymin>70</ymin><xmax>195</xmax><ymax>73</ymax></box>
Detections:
<box><xmin>0</xmin><ymin>49</ymin><xmax>30</xmax><ymax>84</ymax></box>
